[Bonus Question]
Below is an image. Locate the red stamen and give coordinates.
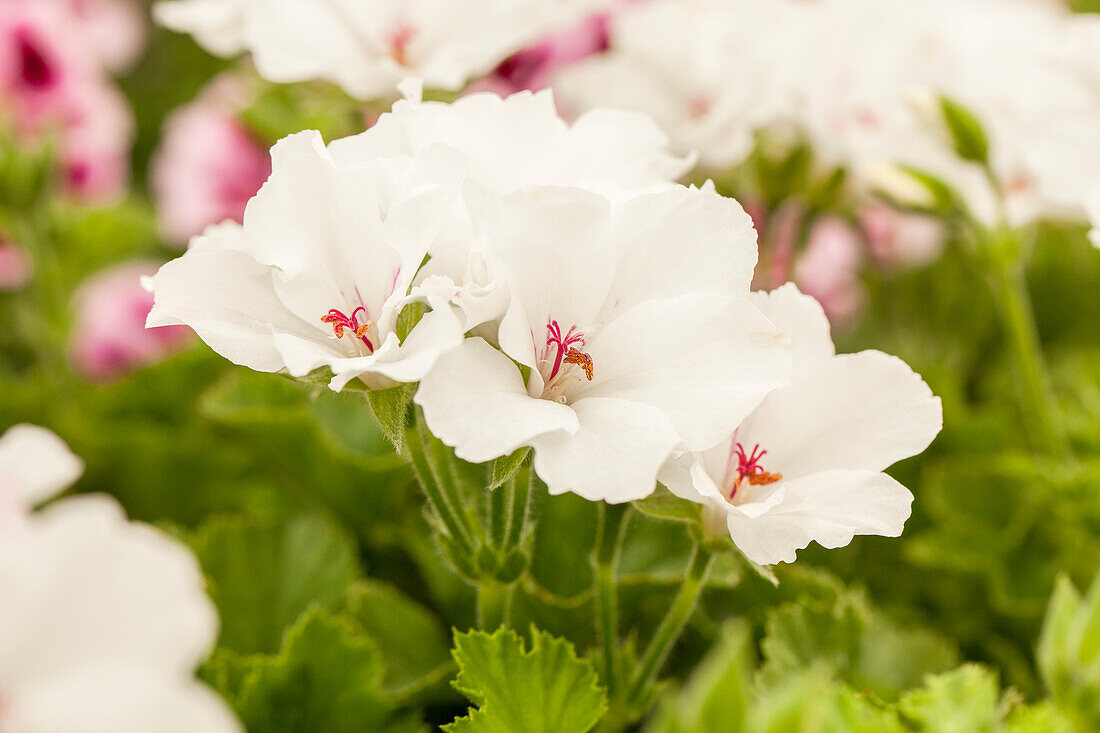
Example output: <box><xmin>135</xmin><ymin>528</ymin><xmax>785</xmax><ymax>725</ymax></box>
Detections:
<box><xmin>389</xmin><ymin>25</ymin><xmax>415</xmax><ymax>66</ymax></box>
<box><xmin>729</xmin><ymin>442</ymin><xmax>782</xmax><ymax>499</ymax></box>
<box><xmin>545</xmin><ymin>319</ymin><xmax>587</xmax><ymax>380</ymax></box>
<box><xmin>322</xmin><ymin>307</ymin><xmax>374</xmax><ymax>352</ymax></box>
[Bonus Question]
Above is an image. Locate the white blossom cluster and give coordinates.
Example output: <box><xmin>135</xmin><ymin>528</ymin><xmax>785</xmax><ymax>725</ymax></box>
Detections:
<box><xmin>153</xmin><ymin>0</ymin><xmax>605</xmax><ymax>99</ymax></box>
<box><xmin>146</xmin><ymin>89</ymin><xmax>942</xmax><ymax>566</ymax></box>
<box><xmin>555</xmin><ymin>0</ymin><xmax>1100</xmax><ymax>225</ymax></box>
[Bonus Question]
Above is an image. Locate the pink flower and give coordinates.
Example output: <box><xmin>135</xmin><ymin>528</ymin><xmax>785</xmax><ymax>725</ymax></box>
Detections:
<box><xmin>0</xmin><ymin>0</ymin><xmax>134</xmax><ymax>201</ymax></box>
<box><xmin>794</xmin><ymin>216</ymin><xmax>865</xmax><ymax>326</ymax></box>
<box><xmin>70</xmin><ymin>262</ymin><xmax>192</xmax><ymax>382</ymax></box>
<box><xmin>860</xmin><ymin>201</ymin><xmax>946</xmax><ymax>269</ymax></box>
<box><xmin>0</xmin><ymin>237</ymin><xmax>32</xmax><ymax>291</ymax></box>
<box><xmin>151</xmin><ymin>77</ymin><xmax>271</xmax><ymax>245</ymax></box>
<box><xmin>65</xmin><ymin>0</ymin><xmax>147</xmax><ymax>73</ymax></box>
<box><xmin>470</xmin><ymin>5</ymin><xmax>630</xmax><ymax>97</ymax></box>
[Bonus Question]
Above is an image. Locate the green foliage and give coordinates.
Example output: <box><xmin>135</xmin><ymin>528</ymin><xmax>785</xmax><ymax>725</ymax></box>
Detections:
<box><xmin>234</xmin><ymin>610</ymin><xmax>426</xmax><ymax>733</ymax></box>
<box><xmin>938</xmin><ymin>96</ymin><xmax>991</xmax><ymax>164</ymax></box>
<box><xmin>368</xmin><ymin>384</ymin><xmax>415</xmax><ymax>453</ymax></box>
<box><xmin>1036</xmin><ymin>573</ymin><xmax>1100</xmax><ymax>728</ymax></box>
<box><xmin>187</xmin><ymin>513</ymin><xmax>360</xmax><ymax>653</ymax></box>
<box><xmin>446</xmin><ymin>627</ymin><xmax>608</xmax><ymax>732</ymax></box>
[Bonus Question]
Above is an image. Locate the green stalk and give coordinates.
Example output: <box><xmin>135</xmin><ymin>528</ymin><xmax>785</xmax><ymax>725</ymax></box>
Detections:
<box><xmin>624</xmin><ymin>545</ymin><xmax>713</xmax><ymax>710</ymax></box>
<box><xmin>592</xmin><ymin>503</ymin><xmax>630</xmax><ymax>697</ymax></box>
<box><xmin>405</xmin><ymin>421</ymin><xmax>476</xmax><ymax>556</ymax></box>
<box><xmin>476</xmin><ymin>579</ymin><xmax>511</xmax><ymax>631</ymax></box>
<box><xmin>988</xmin><ymin>259</ymin><xmax>1067</xmax><ymax>458</ymax></box>
<box><xmin>504</xmin><ymin>466</ymin><xmax>533</xmax><ymax>550</ymax></box>
<box><xmin>489</xmin><ymin>474</ymin><xmax>512</xmax><ymax>550</ymax></box>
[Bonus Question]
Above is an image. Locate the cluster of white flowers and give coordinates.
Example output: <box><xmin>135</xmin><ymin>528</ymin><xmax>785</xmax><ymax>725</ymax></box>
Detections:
<box><xmin>0</xmin><ymin>425</ymin><xmax>241</xmax><ymax>732</ymax></box>
<box><xmin>147</xmin><ymin>89</ymin><xmax>942</xmax><ymax>564</ymax></box>
<box><xmin>555</xmin><ymin>0</ymin><xmax>1100</xmax><ymax>225</ymax></box>
<box><xmin>153</xmin><ymin>0</ymin><xmax>604</xmax><ymax>99</ymax></box>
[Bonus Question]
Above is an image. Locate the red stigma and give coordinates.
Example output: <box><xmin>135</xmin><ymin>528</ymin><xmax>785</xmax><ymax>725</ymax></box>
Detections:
<box><xmin>729</xmin><ymin>443</ymin><xmax>782</xmax><ymax>500</ymax></box>
<box><xmin>389</xmin><ymin>25</ymin><xmax>415</xmax><ymax>66</ymax></box>
<box><xmin>322</xmin><ymin>306</ymin><xmax>374</xmax><ymax>352</ymax></box>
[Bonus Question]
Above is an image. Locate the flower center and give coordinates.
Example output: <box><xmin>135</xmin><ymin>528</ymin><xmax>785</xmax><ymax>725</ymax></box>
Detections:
<box><xmin>16</xmin><ymin>28</ymin><xmax>55</xmax><ymax>89</ymax></box>
<box><xmin>322</xmin><ymin>306</ymin><xmax>376</xmax><ymax>354</ymax></box>
<box><xmin>388</xmin><ymin>24</ymin><xmax>416</xmax><ymax>66</ymax></box>
<box><xmin>726</xmin><ymin>442</ymin><xmax>782</xmax><ymax>501</ymax></box>
<box><xmin>540</xmin><ymin>319</ymin><xmax>594</xmax><ymax>403</ymax></box>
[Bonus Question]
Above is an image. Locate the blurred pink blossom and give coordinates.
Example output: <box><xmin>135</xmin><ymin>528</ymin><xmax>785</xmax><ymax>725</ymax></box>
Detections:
<box><xmin>794</xmin><ymin>216</ymin><xmax>866</xmax><ymax>326</ymax></box>
<box><xmin>0</xmin><ymin>0</ymin><xmax>134</xmax><ymax>201</ymax></box>
<box><xmin>66</xmin><ymin>0</ymin><xmax>147</xmax><ymax>73</ymax></box>
<box><xmin>0</xmin><ymin>237</ymin><xmax>32</xmax><ymax>291</ymax></box>
<box><xmin>70</xmin><ymin>261</ymin><xmax>192</xmax><ymax>382</ymax></box>
<box><xmin>469</xmin><ymin>4</ymin><xmax>634</xmax><ymax>97</ymax></box>
<box><xmin>151</xmin><ymin>77</ymin><xmax>271</xmax><ymax>245</ymax></box>
<box><xmin>860</xmin><ymin>201</ymin><xmax>946</xmax><ymax>268</ymax></box>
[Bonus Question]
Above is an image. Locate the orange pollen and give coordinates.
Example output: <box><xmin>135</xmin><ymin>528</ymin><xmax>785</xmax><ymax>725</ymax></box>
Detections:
<box><xmin>747</xmin><ymin>471</ymin><xmax>783</xmax><ymax>486</ymax></box>
<box><xmin>563</xmin><ymin>348</ymin><xmax>594</xmax><ymax>381</ymax></box>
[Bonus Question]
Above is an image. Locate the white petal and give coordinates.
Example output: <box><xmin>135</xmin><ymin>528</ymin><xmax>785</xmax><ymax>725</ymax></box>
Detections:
<box><xmin>531</xmin><ymin>397</ymin><xmax>681</xmax><ymax>503</ymax></box>
<box><xmin>725</xmin><ymin>470</ymin><xmax>914</xmax><ymax>565</ymax></box>
<box><xmin>241</xmin><ymin>132</ymin><xmax>405</xmax><ymax>319</ymax></box>
<box><xmin>581</xmin><ymin>293</ymin><xmax>791</xmax><ymax>450</ymax></box>
<box><xmin>9</xmin><ymin>666</ymin><xmax>242</xmax><ymax>733</ymax></box>
<box><xmin>0</xmin><ymin>496</ymin><xmax>218</xmax><ymax>683</ymax></box>
<box><xmin>748</xmin><ymin>283</ymin><xmax>835</xmax><ymax>378</ymax></box>
<box><xmin>482</xmin><ymin>187</ymin><xmax>616</xmax><ymax>367</ymax></box>
<box><xmin>0</xmin><ymin>425</ymin><xmax>83</xmax><ymax>508</ymax></box>
<box><xmin>415</xmin><ymin>338</ymin><xmax>578</xmax><ymax>464</ymax></box>
<box><xmin>600</xmin><ymin>185</ymin><xmax>757</xmax><ymax>321</ymax></box>
<box><xmin>146</xmin><ymin>246</ymin><xmax>317</xmax><ymax>373</ymax></box>
<box><xmin>738</xmin><ymin>350</ymin><xmax>942</xmax><ymax>480</ymax></box>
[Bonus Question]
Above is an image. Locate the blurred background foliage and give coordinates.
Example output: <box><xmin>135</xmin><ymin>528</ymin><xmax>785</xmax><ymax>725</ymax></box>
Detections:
<box><xmin>3</xmin><ymin>2</ymin><xmax>1100</xmax><ymax>731</ymax></box>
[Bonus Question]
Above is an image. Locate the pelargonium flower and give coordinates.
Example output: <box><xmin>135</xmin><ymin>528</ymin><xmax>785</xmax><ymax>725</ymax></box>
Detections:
<box><xmin>147</xmin><ymin>90</ymin><xmax>693</xmax><ymax>390</ymax></box>
<box><xmin>0</xmin><ymin>426</ymin><xmax>242</xmax><ymax>732</ymax></box>
<box><xmin>662</xmin><ymin>283</ymin><xmax>942</xmax><ymax>564</ymax></box>
<box><xmin>0</xmin><ymin>0</ymin><xmax>134</xmax><ymax>200</ymax></box>
<box><xmin>0</xmin><ymin>238</ymin><xmax>32</xmax><ymax>291</ymax></box>
<box><xmin>70</xmin><ymin>261</ymin><xmax>193</xmax><ymax>382</ymax></box>
<box><xmin>146</xmin><ymin>131</ymin><xmax>467</xmax><ymax>391</ymax></box>
<box><xmin>151</xmin><ymin>75</ymin><xmax>271</xmax><ymax>245</ymax></box>
<box><xmin>0</xmin><ymin>424</ymin><xmax>82</xmax><ymax>524</ymax></box>
<box><xmin>154</xmin><ymin>0</ymin><xmax>604</xmax><ymax>99</ymax></box>
<box><xmin>416</xmin><ymin>185</ymin><xmax>791</xmax><ymax>502</ymax></box>
<box><xmin>793</xmin><ymin>217</ymin><xmax>865</xmax><ymax>326</ymax></box>
<box><xmin>66</xmin><ymin>0</ymin><xmax>147</xmax><ymax>73</ymax></box>
<box><xmin>554</xmin><ymin>0</ymin><xmax>787</xmax><ymax>170</ymax></box>
<box><xmin>859</xmin><ymin>201</ymin><xmax>945</xmax><ymax>269</ymax></box>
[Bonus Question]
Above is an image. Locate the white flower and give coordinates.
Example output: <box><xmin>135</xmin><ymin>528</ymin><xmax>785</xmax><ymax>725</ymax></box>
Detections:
<box><xmin>154</xmin><ymin>0</ymin><xmax>604</xmax><ymax>99</ymax></box>
<box><xmin>1088</xmin><ymin>188</ymin><xmax>1100</xmax><ymax>249</ymax></box>
<box><xmin>662</xmin><ymin>284</ymin><xmax>942</xmax><ymax>565</ymax></box>
<box><xmin>0</xmin><ymin>424</ymin><xmax>82</xmax><ymax>523</ymax></box>
<box><xmin>0</xmin><ymin>426</ymin><xmax>240</xmax><ymax>732</ymax></box>
<box><xmin>555</xmin><ymin>0</ymin><xmax>1100</xmax><ymax>225</ymax></box>
<box><xmin>416</xmin><ymin>184</ymin><xmax>791</xmax><ymax>502</ymax></box>
<box><xmin>554</xmin><ymin>0</ymin><xmax>785</xmax><ymax>170</ymax></box>
<box><xmin>146</xmin><ymin>91</ymin><xmax>690</xmax><ymax>389</ymax></box>
<box><xmin>146</xmin><ymin>130</ymin><xmax>467</xmax><ymax>391</ymax></box>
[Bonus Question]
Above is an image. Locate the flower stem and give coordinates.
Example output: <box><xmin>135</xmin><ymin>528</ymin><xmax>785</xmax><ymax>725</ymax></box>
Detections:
<box><xmin>624</xmin><ymin>544</ymin><xmax>713</xmax><ymax>711</ymax></box>
<box><xmin>505</xmin><ymin>466</ymin><xmax>533</xmax><ymax>550</ymax></box>
<box><xmin>592</xmin><ymin>503</ymin><xmax>630</xmax><ymax>696</ymax></box>
<box><xmin>476</xmin><ymin>579</ymin><xmax>511</xmax><ymax>630</ymax></box>
<box><xmin>406</xmin><ymin>419</ymin><xmax>476</xmax><ymax>557</ymax></box>
<box><xmin>981</xmin><ymin>230</ymin><xmax>1069</xmax><ymax>459</ymax></box>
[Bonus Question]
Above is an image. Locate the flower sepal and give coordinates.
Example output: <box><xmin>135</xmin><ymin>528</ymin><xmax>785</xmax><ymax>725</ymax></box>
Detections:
<box><xmin>632</xmin><ymin>486</ymin><xmax>703</xmax><ymax>524</ymax></box>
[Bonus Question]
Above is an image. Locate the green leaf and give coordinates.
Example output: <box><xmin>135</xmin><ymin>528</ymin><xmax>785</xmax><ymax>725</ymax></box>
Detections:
<box><xmin>748</xmin><ymin>666</ymin><xmax>904</xmax><ymax>733</ymax></box>
<box><xmin>1035</xmin><ymin>572</ymin><xmax>1100</xmax><ymax>727</ymax></box>
<box><xmin>939</xmin><ymin>95</ymin><xmax>990</xmax><ymax>164</ymax></box>
<box><xmin>759</xmin><ymin>586</ymin><xmax>958</xmax><ymax>701</ymax></box>
<box><xmin>368</xmin><ymin>384</ymin><xmax>414</xmax><ymax>453</ymax></box>
<box><xmin>644</xmin><ymin>622</ymin><xmax>753</xmax><ymax>733</ymax></box>
<box><xmin>445</xmin><ymin>626</ymin><xmax>607</xmax><ymax>733</ymax></box>
<box><xmin>898</xmin><ymin>665</ymin><xmax>1005</xmax><ymax>733</ymax></box>
<box><xmin>633</xmin><ymin>488</ymin><xmax>701</xmax><ymax>524</ymax></box>
<box><xmin>345</xmin><ymin>581</ymin><xmax>454</xmax><ymax>700</ymax></box>
<box><xmin>237</xmin><ymin>609</ymin><xmax>425</xmax><ymax>733</ymax></box>
<box><xmin>489</xmin><ymin>448</ymin><xmax>529</xmax><ymax>491</ymax></box>
<box><xmin>188</xmin><ymin>514</ymin><xmax>360</xmax><ymax>654</ymax></box>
